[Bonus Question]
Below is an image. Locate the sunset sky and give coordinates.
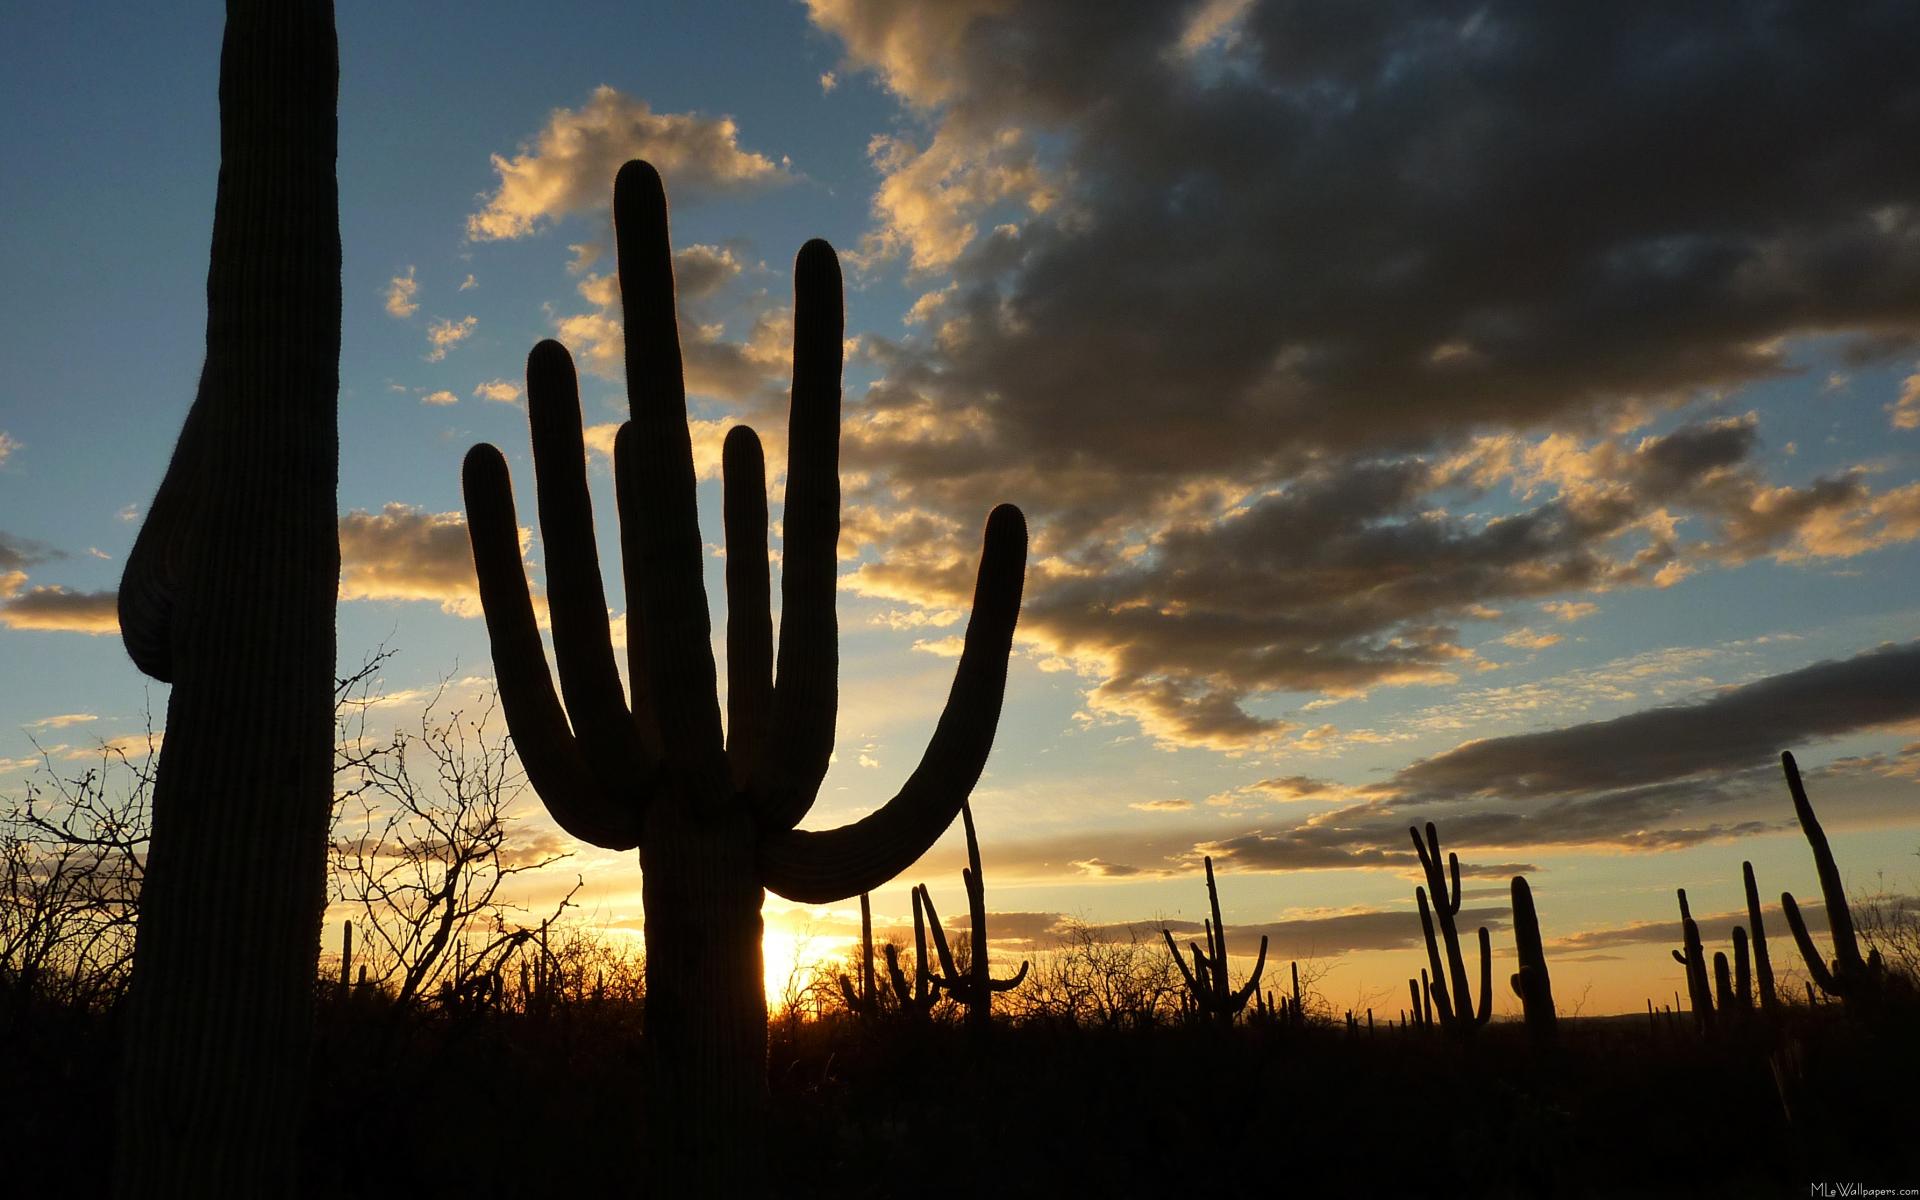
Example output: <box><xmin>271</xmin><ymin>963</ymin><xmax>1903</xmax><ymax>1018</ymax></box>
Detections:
<box><xmin>4</xmin><ymin>0</ymin><xmax>1920</xmax><ymax>1017</ymax></box>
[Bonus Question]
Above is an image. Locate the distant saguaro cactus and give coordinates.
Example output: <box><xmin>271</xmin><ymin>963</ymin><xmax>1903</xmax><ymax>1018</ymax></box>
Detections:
<box><xmin>462</xmin><ymin>161</ymin><xmax>1026</xmax><ymax>1190</ymax></box>
<box><xmin>1672</xmin><ymin>888</ymin><xmax>1714</xmax><ymax>1031</ymax></box>
<box><xmin>113</xmin><ymin>1</ymin><xmax>340</xmax><ymax>1191</ymax></box>
<box><xmin>1742</xmin><ymin>861</ymin><xmax>1779</xmax><ymax>1014</ymax></box>
<box><xmin>1508</xmin><ymin>875</ymin><xmax>1556</xmax><ymax>1046</ymax></box>
<box><xmin>1161</xmin><ymin>855</ymin><xmax>1268</xmax><ymax>1027</ymax></box>
<box><xmin>1777</xmin><ymin>752</ymin><xmax>1905</xmax><ymax>1009</ymax></box>
<box><xmin>922</xmin><ymin>800</ymin><xmax>1029</xmax><ymax>1030</ymax></box>
<box><xmin>837</xmin><ymin>892</ymin><xmax>881</xmax><ymax>1020</ymax></box>
<box><xmin>1411</xmin><ymin>823</ymin><xmax>1490</xmax><ymax>1034</ymax></box>
<box><xmin>885</xmin><ymin>886</ymin><xmax>942</xmax><ymax>1020</ymax></box>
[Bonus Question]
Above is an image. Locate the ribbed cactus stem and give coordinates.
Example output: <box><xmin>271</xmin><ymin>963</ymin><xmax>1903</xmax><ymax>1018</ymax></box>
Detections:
<box><xmin>1777</xmin><ymin>752</ymin><xmax>1898</xmax><ymax>1008</ymax></box>
<box><xmin>113</xmin><ymin>2</ymin><xmax>342</xmax><ymax>1188</ymax></box>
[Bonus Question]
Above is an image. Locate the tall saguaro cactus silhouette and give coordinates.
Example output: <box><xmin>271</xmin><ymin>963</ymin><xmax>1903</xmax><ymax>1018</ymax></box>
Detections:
<box><xmin>462</xmin><ymin>160</ymin><xmax>1026</xmax><ymax>1189</ymax></box>
<box><xmin>113</xmin><ymin>1</ymin><xmax>340</xmax><ymax>1191</ymax></box>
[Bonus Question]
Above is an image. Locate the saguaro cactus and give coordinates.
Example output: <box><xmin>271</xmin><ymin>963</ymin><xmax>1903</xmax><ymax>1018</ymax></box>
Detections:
<box><xmin>1742</xmin><ymin>860</ymin><xmax>1779</xmax><ymax>1014</ymax></box>
<box><xmin>462</xmin><ymin>161</ymin><xmax>1025</xmax><ymax>1188</ymax></box>
<box><xmin>113</xmin><ymin>2</ymin><xmax>340</xmax><ymax>1190</ymax></box>
<box><xmin>1777</xmin><ymin>752</ymin><xmax>1901</xmax><ymax>1008</ymax></box>
<box><xmin>885</xmin><ymin>886</ymin><xmax>942</xmax><ymax>1020</ymax></box>
<box><xmin>1508</xmin><ymin>875</ymin><xmax>1556</xmax><ymax>1045</ymax></box>
<box><xmin>1672</xmin><ymin>888</ymin><xmax>1714</xmax><ymax>1031</ymax></box>
<box><xmin>921</xmin><ymin>801</ymin><xmax>1030</xmax><ymax>1030</ymax></box>
<box><xmin>837</xmin><ymin>892</ymin><xmax>881</xmax><ymax>1019</ymax></box>
<box><xmin>1411</xmin><ymin>823</ymin><xmax>1491</xmax><ymax>1034</ymax></box>
<box><xmin>1161</xmin><ymin>855</ymin><xmax>1269</xmax><ymax>1027</ymax></box>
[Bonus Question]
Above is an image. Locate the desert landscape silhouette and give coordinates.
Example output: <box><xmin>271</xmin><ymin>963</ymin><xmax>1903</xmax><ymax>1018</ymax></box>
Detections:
<box><xmin>5</xmin><ymin>1</ymin><xmax>1920</xmax><ymax>1195</ymax></box>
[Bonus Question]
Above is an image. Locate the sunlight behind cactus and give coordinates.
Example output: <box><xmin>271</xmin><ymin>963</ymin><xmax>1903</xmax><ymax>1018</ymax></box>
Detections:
<box><xmin>461</xmin><ymin>159</ymin><xmax>1026</xmax><ymax>1190</ymax></box>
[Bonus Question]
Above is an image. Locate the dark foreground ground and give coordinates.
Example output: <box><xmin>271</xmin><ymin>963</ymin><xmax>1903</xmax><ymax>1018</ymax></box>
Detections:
<box><xmin>7</xmin><ymin>999</ymin><xmax>1917</xmax><ymax>1197</ymax></box>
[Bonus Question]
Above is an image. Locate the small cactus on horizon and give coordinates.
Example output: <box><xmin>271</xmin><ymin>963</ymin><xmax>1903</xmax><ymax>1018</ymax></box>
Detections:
<box><xmin>836</xmin><ymin>892</ymin><xmax>883</xmax><ymax>1020</ymax></box>
<box><xmin>885</xmin><ymin>886</ymin><xmax>942</xmax><ymax>1020</ymax></box>
<box><xmin>1411</xmin><ymin>823</ymin><xmax>1491</xmax><ymax>1035</ymax></box>
<box><xmin>1672</xmin><ymin>888</ymin><xmax>1714</xmax><ymax>1032</ymax></box>
<box><xmin>1161</xmin><ymin>855</ymin><xmax>1269</xmax><ymax>1028</ymax></box>
<box><xmin>922</xmin><ymin>801</ymin><xmax>1028</xmax><ymax>1030</ymax></box>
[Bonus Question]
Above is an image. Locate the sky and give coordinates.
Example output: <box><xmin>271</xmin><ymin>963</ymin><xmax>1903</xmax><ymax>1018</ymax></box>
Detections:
<box><xmin>4</xmin><ymin>0</ymin><xmax>1920</xmax><ymax>1018</ymax></box>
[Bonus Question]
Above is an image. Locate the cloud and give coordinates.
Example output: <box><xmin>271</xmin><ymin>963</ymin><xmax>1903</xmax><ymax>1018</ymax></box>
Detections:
<box><xmin>466</xmin><ymin>86</ymin><xmax>786</xmax><ymax>241</ymax></box>
<box><xmin>0</xmin><ymin>431</ymin><xmax>17</xmax><ymax>465</ymax></box>
<box><xmin>1390</xmin><ymin>641</ymin><xmax>1920</xmax><ymax>805</ymax></box>
<box><xmin>384</xmin><ymin>267</ymin><xmax>419</xmax><ymax>319</ymax></box>
<box><xmin>1498</xmin><ymin>628</ymin><xmax>1562</xmax><ymax>651</ymax></box>
<box><xmin>0</xmin><ymin>585</ymin><xmax>120</xmax><ymax>634</ymax></box>
<box><xmin>1128</xmin><ymin>798</ymin><xmax>1192</xmax><ymax>813</ymax></box>
<box><xmin>27</xmin><ymin>713</ymin><xmax>97</xmax><ymax>729</ymax></box>
<box><xmin>1891</xmin><ymin>369</ymin><xmax>1920</xmax><ymax>431</ymax></box>
<box><xmin>425</xmin><ymin>316</ymin><xmax>477</xmax><ymax>362</ymax></box>
<box><xmin>0</xmin><ymin>531</ymin><xmax>63</xmax><ymax>572</ymax></box>
<box><xmin>338</xmin><ymin>504</ymin><xmax>494</xmax><ymax>616</ymax></box>
<box><xmin>474</xmin><ymin>379</ymin><xmax>522</xmax><ymax>404</ymax></box>
<box><xmin>421</xmin><ymin>390</ymin><xmax>459</xmax><ymax>407</ymax></box>
<box><xmin>809</xmin><ymin>0</ymin><xmax>1920</xmax><ymax>750</ymax></box>
<box><xmin>459</xmin><ymin>274</ymin><xmax>477</xmax><ymax>292</ymax></box>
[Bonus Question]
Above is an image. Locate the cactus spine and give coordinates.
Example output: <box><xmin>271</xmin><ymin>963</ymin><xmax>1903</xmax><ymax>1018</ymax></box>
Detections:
<box><xmin>1777</xmin><ymin>752</ymin><xmax>1899</xmax><ymax>1007</ymax></box>
<box><xmin>1411</xmin><ymin>823</ymin><xmax>1491</xmax><ymax>1034</ymax></box>
<box><xmin>922</xmin><ymin>801</ymin><xmax>1029</xmax><ymax>1030</ymax></box>
<box><xmin>1508</xmin><ymin>875</ymin><xmax>1556</xmax><ymax>1045</ymax></box>
<box><xmin>461</xmin><ymin>161</ymin><xmax>1026</xmax><ymax>1188</ymax></box>
<box><xmin>113</xmin><ymin>2</ymin><xmax>341</xmax><ymax>1189</ymax></box>
<box><xmin>1161</xmin><ymin>855</ymin><xmax>1269</xmax><ymax>1028</ymax></box>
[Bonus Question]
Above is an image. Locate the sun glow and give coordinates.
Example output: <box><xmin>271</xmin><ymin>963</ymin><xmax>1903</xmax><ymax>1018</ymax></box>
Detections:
<box><xmin>762</xmin><ymin>924</ymin><xmax>849</xmax><ymax>1015</ymax></box>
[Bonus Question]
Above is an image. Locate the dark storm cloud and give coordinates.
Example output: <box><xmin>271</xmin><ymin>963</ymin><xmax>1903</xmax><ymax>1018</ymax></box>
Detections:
<box><xmin>818</xmin><ymin>0</ymin><xmax>1920</xmax><ymax>750</ymax></box>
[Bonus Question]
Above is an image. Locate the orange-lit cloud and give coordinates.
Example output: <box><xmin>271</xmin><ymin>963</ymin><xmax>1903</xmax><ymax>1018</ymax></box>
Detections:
<box><xmin>384</xmin><ymin>266</ymin><xmax>419</xmax><ymax>319</ymax></box>
<box><xmin>425</xmin><ymin>316</ymin><xmax>477</xmax><ymax>362</ymax></box>
<box><xmin>338</xmin><ymin>504</ymin><xmax>494</xmax><ymax>616</ymax></box>
<box><xmin>467</xmin><ymin>86</ymin><xmax>785</xmax><ymax>242</ymax></box>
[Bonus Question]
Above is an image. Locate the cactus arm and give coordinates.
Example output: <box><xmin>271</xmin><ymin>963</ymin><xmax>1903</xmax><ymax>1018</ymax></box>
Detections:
<box><xmin>756</xmin><ymin>504</ymin><xmax>1026</xmax><ymax>902</ymax></box>
<box><xmin>1409</xmin><ymin>977</ymin><xmax>1423</xmax><ymax>1022</ymax></box>
<box><xmin>1163</xmin><ymin>927</ymin><xmax>1202</xmax><ymax>998</ymax></box>
<box><xmin>923</xmin><ymin>888</ymin><xmax>962</xmax><ymax>983</ymax></box>
<box><xmin>991</xmin><ymin>961</ymin><xmax>1030</xmax><ymax>992</ymax></box>
<box><xmin>462</xmin><ymin>446</ymin><xmax>640</xmax><ymax>849</ymax></box>
<box><xmin>1733</xmin><ymin>926</ymin><xmax>1752</xmax><ymax>1009</ymax></box>
<box><xmin>912</xmin><ymin>884</ymin><xmax>931</xmax><ymax>999</ymax></box>
<box><xmin>757</xmin><ymin>239</ymin><xmax>845</xmax><ymax>831</ymax></box>
<box><xmin>1229</xmin><ymin>935</ymin><xmax>1270</xmax><ymax>1009</ymax></box>
<box><xmin>1781</xmin><ymin>752</ymin><xmax>1865</xmax><ymax>975</ymax></box>
<box><xmin>1672</xmin><ymin>950</ymin><xmax>1687</xmax><ymax>965</ymax></box>
<box><xmin>1743</xmin><ymin>861</ymin><xmax>1778</xmax><ymax>1012</ymax></box>
<box><xmin>1712</xmin><ymin>952</ymin><xmax>1733</xmax><ymax>1011</ymax></box>
<box><xmin>523</xmin><ymin>339</ymin><xmax>652</xmax><ymax>795</ymax></box>
<box><xmin>1447</xmin><ymin>852</ymin><xmax>1462</xmax><ymax>917</ymax></box>
<box><xmin>1473</xmin><ymin>926</ymin><xmax>1492</xmax><ymax>1026</ymax></box>
<box><xmin>1204</xmin><ymin>856</ymin><xmax>1230</xmax><ymax>999</ymax></box>
<box><xmin>1416</xmin><ymin>886</ymin><xmax>1456</xmax><ymax>1025</ymax></box>
<box><xmin>883</xmin><ymin>942</ymin><xmax>910</xmax><ymax>1005</ymax></box>
<box><xmin>722</xmin><ymin>426</ymin><xmax>774</xmax><ymax>791</ymax></box>
<box><xmin>610</xmin><ymin>161</ymin><xmax>725</xmax><ymax>772</ymax></box>
<box><xmin>1780</xmin><ymin>891</ymin><xmax>1840</xmax><ymax>995</ymax></box>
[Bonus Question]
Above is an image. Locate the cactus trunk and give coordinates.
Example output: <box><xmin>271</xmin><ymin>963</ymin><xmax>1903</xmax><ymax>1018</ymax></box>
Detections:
<box><xmin>1742</xmin><ymin>861</ymin><xmax>1779</xmax><ymax>1013</ymax></box>
<box><xmin>640</xmin><ymin>812</ymin><xmax>768</xmax><ymax>1191</ymax></box>
<box><xmin>112</xmin><ymin>1</ymin><xmax>340</xmax><ymax>1191</ymax></box>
